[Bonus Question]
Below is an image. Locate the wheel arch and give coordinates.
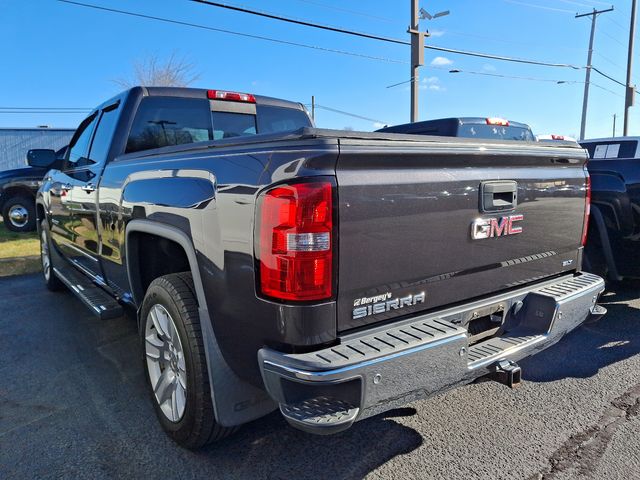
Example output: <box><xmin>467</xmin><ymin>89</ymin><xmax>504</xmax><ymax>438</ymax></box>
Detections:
<box><xmin>125</xmin><ymin>219</ymin><xmax>276</xmax><ymax>427</ymax></box>
<box><xmin>589</xmin><ymin>204</ymin><xmax>623</xmax><ymax>282</ymax></box>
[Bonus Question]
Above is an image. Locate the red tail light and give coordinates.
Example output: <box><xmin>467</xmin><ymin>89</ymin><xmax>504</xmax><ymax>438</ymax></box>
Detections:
<box><xmin>486</xmin><ymin>117</ymin><xmax>509</xmax><ymax>126</ymax></box>
<box><xmin>581</xmin><ymin>173</ymin><xmax>591</xmax><ymax>246</ymax></box>
<box><xmin>257</xmin><ymin>180</ymin><xmax>334</xmax><ymax>301</ymax></box>
<box><xmin>207</xmin><ymin>89</ymin><xmax>256</xmax><ymax>103</ymax></box>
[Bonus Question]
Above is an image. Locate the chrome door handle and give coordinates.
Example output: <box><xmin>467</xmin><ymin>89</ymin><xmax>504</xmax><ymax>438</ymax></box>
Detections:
<box><xmin>81</xmin><ymin>183</ymin><xmax>96</xmax><ymax>193</ymax></box>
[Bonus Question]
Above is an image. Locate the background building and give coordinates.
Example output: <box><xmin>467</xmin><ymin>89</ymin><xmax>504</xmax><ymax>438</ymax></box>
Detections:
<box><xmin>0</xmin><ymin>127</ymin><xmax>74</xmax><ymax>171</ymax></box>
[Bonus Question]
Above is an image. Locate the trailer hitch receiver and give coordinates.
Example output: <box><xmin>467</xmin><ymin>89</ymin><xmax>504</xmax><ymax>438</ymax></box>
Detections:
<box><xmin>489</xmin><ymin>360</ymin><xmax>521</xmax><ymax>388</ymax></box>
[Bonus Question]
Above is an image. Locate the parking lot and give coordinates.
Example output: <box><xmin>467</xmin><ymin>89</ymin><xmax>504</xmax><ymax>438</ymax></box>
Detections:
<box><xmin>1</xmin><ymin>273</ymin><xmax>640</xmax><ymax>479</ymax></box>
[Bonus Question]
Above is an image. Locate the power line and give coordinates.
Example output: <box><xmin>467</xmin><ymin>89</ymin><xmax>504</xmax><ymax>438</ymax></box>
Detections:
<box><xmin>592</xmin><ymin>65</ymin><xmax>627</xmax><ymax>87</ymax></box>
<box><xmin>190</xmin><ymin>0</ymin><xmax>585</xmax><ymax>69</ymax></box>
<box><xmin>287</xmin><ymin>0</ymin><xmax>397</xmax><ymax>24</ymax></box>
<box><xmin>189</xmin><ymin>0</ymin><xmax>408</xmax><ymax>45</ymax></box>
<box><xmin>500</xmin><ymin>0</ymin><xmax>574</xmax><ymax>14</ymax></box>
<box><xmin>426</xmin><ymin>44</ymin><xmax>581</xmax><ymax>69</ymax></box>
<box><xmin>60</xmin><ymin>0</ymin><xmax>587</xmax><ymax>71</ymax></box>
<box><xmin>60</xmin><ymin>0</ymin><xmax>630</xmax><ymax>92</ymax></box>
<box><xmin>55</xmin><ymin>0</ymin><xmax>406</xmax><ymax>64</ymax></box>
<box><xmin>420</xmin><ymin>66</ymin><xmax>623</xmax><ymax>97</ymax></box>
<box><xmin>604</xmin><ymin>15</ymin><xmax>630</xmax><ymax>32</ymax></box>
<box><xmin>305</xmin><ymin>104</ymin><xmax>387</xmax><ymax>124</ymax></box>
<box><xmin>599</xmin><ymin>27</ymin><xmax>627</xmax><ymax>47</ymax></box>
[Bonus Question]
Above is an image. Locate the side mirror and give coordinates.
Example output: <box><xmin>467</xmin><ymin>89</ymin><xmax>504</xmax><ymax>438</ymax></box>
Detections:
<box><xmin>27</xmin><ymin>149</ymin><xmax>60</xmax><ymax>169</ymax></box>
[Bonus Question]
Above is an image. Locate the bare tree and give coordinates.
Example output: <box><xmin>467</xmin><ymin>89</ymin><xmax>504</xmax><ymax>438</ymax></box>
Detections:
<box><xmin>113</xmin><ymin>52</ymin><xmax>201</xmax><ymax>88</ymax></box>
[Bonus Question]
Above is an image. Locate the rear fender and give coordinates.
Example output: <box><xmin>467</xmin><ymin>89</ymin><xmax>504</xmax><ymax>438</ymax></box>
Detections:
<box><xmin>125</xmin><ymin>219</ymin><xmax>276</xmax><ymax>427</ymax></box>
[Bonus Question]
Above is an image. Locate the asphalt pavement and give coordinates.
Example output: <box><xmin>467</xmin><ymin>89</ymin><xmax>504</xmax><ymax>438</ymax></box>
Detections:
<box><xmin>2</xmin><ymin>273</ymin><xmax>640</xmax><ymax>480</ymax></box>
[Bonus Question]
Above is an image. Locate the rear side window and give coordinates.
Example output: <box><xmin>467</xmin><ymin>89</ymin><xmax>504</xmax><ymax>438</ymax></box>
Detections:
<box><xmin>126</xmin><ymin>97</ymin><xmax>213</xmax><ymax>153</ymax></box>
<box><xmin>88</xmin><ymin>103</ymin><xmax>120</xmax><ymax>165</ymax></box>
<box><xmin>582</xmin><ymin>141</ymin><xmax>637</xmax><ymax>159</ymax></box>
<box><xmin>256</xmin><ymin>105</ymin><xmax>312</xmax><ymax>134</ymax></box>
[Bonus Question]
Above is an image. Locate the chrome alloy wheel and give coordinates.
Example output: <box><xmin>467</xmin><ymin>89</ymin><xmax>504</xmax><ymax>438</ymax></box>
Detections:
<box><xmin>40</xmin><ymin>230</ymin><xmax>51</xmax><ymax>281</ymax></box>
<box><xmin>8</xmin><ymin>205</ymin><xmax>28</xmax><ymax>228</ymax></box>
<box><xmin>145</xmin><ymin>304</ymin><xmax>187</xmax><ymax>423</ymax></box>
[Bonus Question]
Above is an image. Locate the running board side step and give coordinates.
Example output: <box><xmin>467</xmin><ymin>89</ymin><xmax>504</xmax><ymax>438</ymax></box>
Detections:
<box><xmin>53</xmin><ymin>266</ymin><xmax>123</xmax><ymax>320</ymax></box>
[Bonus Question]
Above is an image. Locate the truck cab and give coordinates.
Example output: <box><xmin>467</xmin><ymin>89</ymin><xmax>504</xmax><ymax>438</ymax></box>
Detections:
<box><xmin>377</xmin><ymin>117</ymin><xmax>536</xmax><ymax>142</ymax></box>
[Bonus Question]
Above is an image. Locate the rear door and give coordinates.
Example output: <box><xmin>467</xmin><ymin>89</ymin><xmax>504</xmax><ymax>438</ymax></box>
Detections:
<box><xmin>335</xmin><ymin>138</ymin><xmax>588</xmax><ymax>332</ymax></box>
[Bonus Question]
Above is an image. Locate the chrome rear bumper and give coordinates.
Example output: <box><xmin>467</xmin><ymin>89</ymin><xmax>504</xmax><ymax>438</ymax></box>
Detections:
<box><xmin>259</xmin><ymin>272</ymin><xmax>605</xmax><ymax>434</ymax></box>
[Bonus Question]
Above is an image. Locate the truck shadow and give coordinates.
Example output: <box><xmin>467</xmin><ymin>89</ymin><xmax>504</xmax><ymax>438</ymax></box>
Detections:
<box><xmin>194</xmin><ymin>407</ymin><xmax>422</xmax><ymax>480</ymax></box>
<box><xmin>521</xmin><ymin>281</ymin><xmax>640</xmax><ymax>383</ymax></box>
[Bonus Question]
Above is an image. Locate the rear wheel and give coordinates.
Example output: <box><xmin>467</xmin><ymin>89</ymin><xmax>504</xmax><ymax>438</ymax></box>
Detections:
<box><xmin>3</xmin><ymin>196</ymin><xmax>36</xmax><ymax>232</ymax></box>
<box><xmin>140</xmin><ymin>272</ymin><xmax>235</xmax><ymax>449</ymax></box>
<box><xmin>39</xmin><ymin>220</ymin><xmax>63</xmax><ymax>291</ymax></box>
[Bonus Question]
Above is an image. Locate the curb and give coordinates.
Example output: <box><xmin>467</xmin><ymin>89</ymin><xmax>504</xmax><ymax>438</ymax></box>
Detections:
<box><xmin>0</xmin><ymin>255</ymin><xmax>42</xmax><ymax>277</ymax></box>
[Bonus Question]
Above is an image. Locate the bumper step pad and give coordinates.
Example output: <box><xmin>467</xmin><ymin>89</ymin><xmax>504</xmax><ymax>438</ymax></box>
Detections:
<box><xmin>53</xmin><ymin>266</ymin><xmax>123</xmax><ymax>320</ymax></box>
<box><xmin>280</xmin><ymin>397</ymin><xmax>359</xmax><ymax>435</ymax></box>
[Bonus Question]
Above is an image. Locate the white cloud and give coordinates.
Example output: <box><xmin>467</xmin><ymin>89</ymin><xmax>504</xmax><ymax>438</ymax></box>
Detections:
<box><xmin>373</xmin><ymin>122</ymin><xmax>386</xmax><ymax>129</ymax></box>
<box><xmin>430</xmin><ymin>56</ymin><xmax>453</xmax><ymax>67</ymax></box>
<box><xmin>429</xmin><ymin>29</ymin><xmax>445</xmax><ymax>38</ymax></box>
<box><xmin>419</xmin><ymin>76</ymin><xmax>446</xmax><ymax>92</ymax></box>
<box><xmin>482</xmin><ymin>64</ymin><xmax>496</xmax><ymax>72</ymax></box>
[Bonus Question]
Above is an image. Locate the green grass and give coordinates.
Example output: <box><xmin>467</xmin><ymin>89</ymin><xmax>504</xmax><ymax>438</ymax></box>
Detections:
<box><xmin>0</xmin><ymin>222</ymin><xmax>40</xmax><ymax>259</ymax></box>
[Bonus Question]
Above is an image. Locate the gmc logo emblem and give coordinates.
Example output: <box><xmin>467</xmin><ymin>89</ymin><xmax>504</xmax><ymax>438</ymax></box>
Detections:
<box><xmin>471</xmin><ymin>215</ymin><xmax>523</xmax><ymax>240</ymax></box>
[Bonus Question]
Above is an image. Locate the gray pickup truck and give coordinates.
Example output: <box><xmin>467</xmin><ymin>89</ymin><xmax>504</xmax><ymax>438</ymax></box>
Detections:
<box><xmin>29</xmin><ymin>86</ymin><xmax>605</xmax><ymax>449</ymax></box>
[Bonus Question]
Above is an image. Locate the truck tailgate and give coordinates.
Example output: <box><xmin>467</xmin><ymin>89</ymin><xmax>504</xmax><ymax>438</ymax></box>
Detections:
<box><xmin>335</xmin><ymin>139</ymin><xmax>588</xmax><ymax>332</ymax></box>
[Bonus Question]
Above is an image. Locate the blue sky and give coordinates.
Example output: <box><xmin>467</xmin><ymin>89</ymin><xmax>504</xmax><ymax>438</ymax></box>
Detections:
<box><xmin>1</xmin><ymin>0</ymin><xmax>637</xmax><ymax>138</ymax></box>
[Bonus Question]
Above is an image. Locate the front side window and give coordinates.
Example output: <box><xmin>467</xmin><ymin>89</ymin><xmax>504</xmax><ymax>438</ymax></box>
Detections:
<box><xmin>126</xmin><ymin>97</ymin><xmax>213</xmax><ymax>154</ymax></box>
<box><xmin>65</xmin><ymin>113</ymin><xmax>99</xmax><ymax>170</ymax></box>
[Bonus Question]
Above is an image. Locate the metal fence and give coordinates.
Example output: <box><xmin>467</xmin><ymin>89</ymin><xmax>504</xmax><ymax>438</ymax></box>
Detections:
<box><xmin>0</xmin><ymin>128</ymin><xmax>75</xmax><ymax>171</ymax></box>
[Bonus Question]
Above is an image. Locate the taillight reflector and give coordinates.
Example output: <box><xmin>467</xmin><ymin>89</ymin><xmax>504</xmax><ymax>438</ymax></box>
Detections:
<box><xmin>486</xmin><ymin>117</ymin><xmax>509</xmax><ymax>126</ymax></box>
<box><xmin>257</xmin><ymin>181</ymin><xmax>333</xmax><ymax>301</ymax></box>
<box><xmin>207</xmin><ymin>89</ymin><xmax>256</xmax><ymax>103</ymax></box>
<box><xmin>581</xmin><ymin>173</ymin><xmax>591</xmax><ymax>247</ymax></box>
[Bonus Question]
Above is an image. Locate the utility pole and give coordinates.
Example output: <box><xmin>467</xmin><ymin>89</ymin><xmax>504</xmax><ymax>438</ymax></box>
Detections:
<box><xmin>311</xmin><ymin>95</ymin><xmax>315</xmax><ymax>121</ymax></box>
<box><xmin>624</xmin><ymin>0</ymin><xmax>638</xmax><ymax>136</ymax></box>
<box><xmin>613</xmin><ymin>113</ymin><xmax>617</xmax><ymax>137</ymax></box>
<box><xmin>409</xmin><ymin>0</ymin><xmax>423</xmax><ymax>123</ymax></box>
<box><xmin>576</xmin><ymin>7</ymin><xmax>614</xmax><ymax>141</ymax></box>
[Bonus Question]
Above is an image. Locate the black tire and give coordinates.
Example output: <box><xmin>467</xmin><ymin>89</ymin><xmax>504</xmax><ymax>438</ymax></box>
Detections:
<box><xmin>2</xmin><ymin>196</ymin><xmax>36</xmax><ymax>232</ymax></box>
<box><xmin>39</xmin><ymin>220</ymin><xmax>64</xmax><ymax>291</ymax></box>
<box><xmin>140</xmin><ymin>272</ymin><xmax>235</xmax><ymax>449</ymax></box>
